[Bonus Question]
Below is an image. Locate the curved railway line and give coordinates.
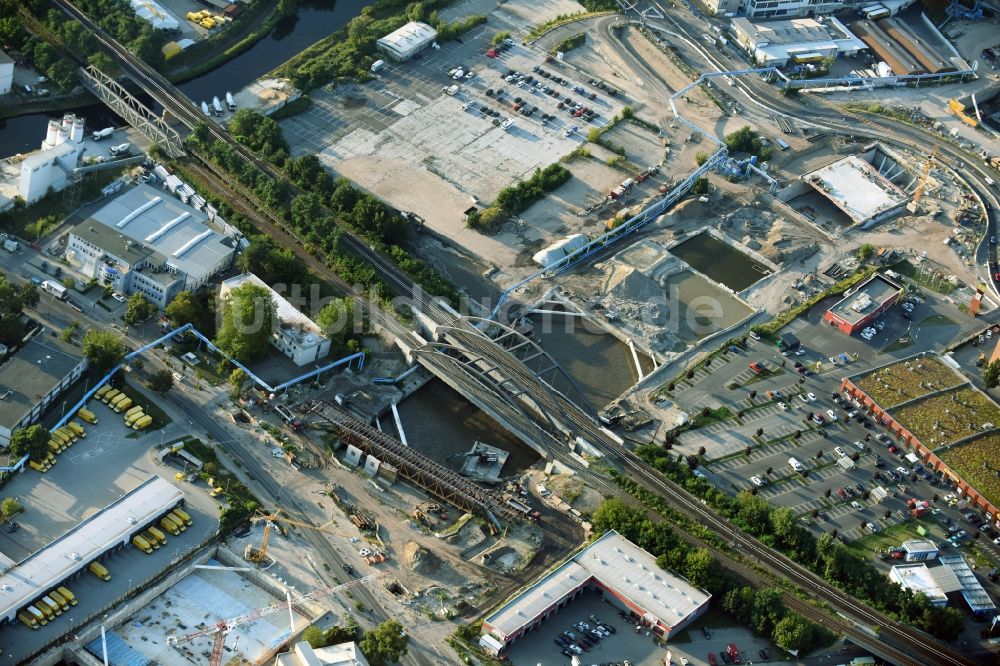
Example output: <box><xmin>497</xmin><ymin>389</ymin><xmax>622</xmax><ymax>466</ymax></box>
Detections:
<box><xmin>52</xmin><ymin>1</ymin><xmax>992</xmax><ymax>662</ymax></box>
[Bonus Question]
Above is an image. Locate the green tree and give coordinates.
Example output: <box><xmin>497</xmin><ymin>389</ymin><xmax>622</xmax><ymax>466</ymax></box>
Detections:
<box><xmin>148</xmin><ymin>369</ymin><xmax>174</xmax><ymax>393</ymax></box>
<box><xmin>0</xmin><ymin>496</ymin><xmax>24</xmax><ymax>521</ymax></box>
<box><xmin>165</xmin><ymin>290</ymin><xmax>202</xmax><ymax>327</ymax></box>
<box><xmin>316</xmin><ymin>297</ymin><xmax>356</xmax><ymax>347</ymax></box>
<box><xmin>124</xmin><ymin>293</ymin><xmax>155</xmax><ymax>325</ymax></box>
<box><xmin>302</xmin><ymin>626</ymin><xmax>328</xmax><ymax>649</ymax></box>
<box><xmin>682</xmin><ymin>547</ymin><xmax>719</xmax><ymax>591</ymax></box>
<box><xmin>18</xmin><ymin>282</ymin><xmax>39</xmax><ymax>308</ymax></box>
<box><xmin>87</xmin><ymin>51</ymin><xmax>114</xmax><ymax>72</ymax></box>
<box><xmin>984</xmin><ymin>359</ymin><xmax>1000</xmax><ymax>389</ymax></box>
<box><xmin>82</xmin><ymin>330</ymin><xmax>126</xmax><ymax>374</ymax></box>
<box><xmin>0</xmin><ymin>275</ymin><xmax>26</xmax><ymax>347</ymax></box>
<box><xmin>857</xmin><ymin>243</ymin><xmax>876</xmax><ymax>261</ymax></box>
<box><xmin>10</xmin><ymin>425</ymin><xmax>50</xmax><ymax>461</ymax></box>
<box><xmin>772</xmin><ymin>613</ymin><xmax>827</xmax><ymax>652</ymax></box>
<box><xmin>359</xmin><ymin>620</ymin><xmax>409</xmax><ymax>666</ymax></box>
<box><xmin>229</xmin><ymin>367</ymin><xmax>249</xmax><ymax>392</ymax></box>
<box><xmin>215</xmin><ymin>283</ymin><xmax>275</xmax><ymax>364</ymax></box>
<box><xmin>690</xmin><ymin>177</ymin><xmax>709</xmax><ymax>196</ymax></box>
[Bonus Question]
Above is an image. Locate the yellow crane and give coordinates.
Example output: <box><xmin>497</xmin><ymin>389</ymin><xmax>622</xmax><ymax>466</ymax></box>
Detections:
<box><xmin>909</xmin><ymin>144</ymin><xmax>939</xmax><ymax>214</ymax></box>
<box><xmin>244</xmin><ymin>509</ymin><xmax>358</xmax><ymax>563</ymax></box>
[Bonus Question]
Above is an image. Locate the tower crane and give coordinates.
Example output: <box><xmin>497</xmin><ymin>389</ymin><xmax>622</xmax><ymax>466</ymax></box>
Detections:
<box><xmin>244</xmin><ymin>509</ymin><xmax>359</xmax><ymax>563</ymax></box>
<box><xmin>908</xmin><ymin>144</ymin><xmax>939</xmax><ymax>214</ymax></box>
<box><xmin>166</xmin><ymin>574</ymin><xmax>379</xmax><ymax>666</ymax></box>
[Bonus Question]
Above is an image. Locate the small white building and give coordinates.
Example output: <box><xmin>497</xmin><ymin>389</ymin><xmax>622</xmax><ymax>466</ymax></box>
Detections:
<box><xmin>888</xmin><ymin>563</ymin><xmax>959</xmax><ymax>607</ymax></box>
<box><xmin>376</xmin><ymin>21</ymin><xmax>437</xmax><ymax>61</ymax></box>
<box><xmin>220</xmin><ymin>274</ymin><xmax>330</xmax><ymax>367</ymax></box>
<box><xmin>0</xmin><ymin>51</ymin><xmax>13</xmax><ymax>96</ymax></box>
<box><xmin>274</xmin><ymin>641</ymin><xmax>370</xmax><ymax>666</ymax></box>
<box><xmin>902</xmin><ymin>539</ymin><xmax>939</xmax><ymax>563</ymax></box>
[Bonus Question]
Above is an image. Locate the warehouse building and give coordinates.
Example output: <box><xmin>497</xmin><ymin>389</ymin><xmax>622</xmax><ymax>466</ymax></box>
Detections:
<box><xmin>0</xmin><ymin>335</ymin><xmax>87</xmax><ymax>448</ymax></box>
<box><xmin>0</xmin><ymin>475</ymin><xmax>184</xmax><ymax>625</ymax></box>
<box><xmin>938</xmin><ymin>555</ymin><xmax>997</xmax><ymax>619</ymax></box>
<box><xmin>822</xmin><ymin>273</ymin><xmax>903</xmax><ymax>335</ymax></box>
<box><xmin>66</xmin><ymin>184</ymin><xmax>236</xmax><ymax>308</ymax></box>
<box><xmin>730</xmin><ymin>17</ymin><xmax>866</xmax><ymax>67</ymax></box>
<box><xmin>220</xmin><ymin>274</ymin><xmax>331</xmax><ymax>366</ymax></box>
<box><xmin>480</xmin><ymin>531</ymin><xmax>710</xmax><ymax>654</ymax></box>
<box><xmin>376</xmin><ymin>21</ymin><xmax>437</xmax><ymax>61</ymax></box>
<box><xmin>888</xmin><ymin>563</ymin><xmax>956</xmax><ymax>607</ymax></box>
<box><xmin>850</xmin><ymin>19</ymin><xmax>924</xmax><ymax>75</ymax></box>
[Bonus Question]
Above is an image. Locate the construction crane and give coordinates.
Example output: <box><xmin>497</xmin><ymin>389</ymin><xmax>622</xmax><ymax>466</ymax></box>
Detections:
<box><xmin>167</xmin><ymin>574</ymin><xmax>379</xmax><ymax>666</ymax></box>
<box><xmin>245</xmin><ymin>509</ymin><xmax>358</xmax><ymax>563</ymax></box>
<box><xmin>909</xmin><ymin>144</ymin><xmax>939</xmax><ymax>214</ymax></box>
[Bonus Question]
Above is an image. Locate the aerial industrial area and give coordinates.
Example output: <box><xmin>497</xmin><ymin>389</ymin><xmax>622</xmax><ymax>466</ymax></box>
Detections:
<box><xmin>0</xmin><ymin>0</ymin><xmax>999</xmax><ymax>664</ymax></box>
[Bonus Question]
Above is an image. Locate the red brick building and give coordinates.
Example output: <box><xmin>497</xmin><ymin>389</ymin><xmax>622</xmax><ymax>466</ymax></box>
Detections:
<box><xmin>823</xmin><ymin>273</ymin><xmax>903</xmax><ymax>335</ymax></box>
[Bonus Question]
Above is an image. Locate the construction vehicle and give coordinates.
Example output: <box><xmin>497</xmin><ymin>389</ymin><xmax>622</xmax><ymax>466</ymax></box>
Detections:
<box><xmin>245</xmin><ymin>509</ymin><xmax>358</xmax><ymax>563</ymax></box>
<box><xmin>948</xmin><ymin>98</ymin><xmax>979</xmax><ymax>128</ymax></box>
<box><xmin>102</xmin><ymin>388</ymin><xmax>120</xmax><ymax>405</ymax></box>
<box><xmin>67</xmin><ymin>421</ymin><xmax>86</xmax><ymax>438</ymax></box>
<box><xmin>56</xmin><ymin>586</ymin><xmax>77</xmax><ymax>605</ymax></box>
<box><xmin>132</xmin><ymin>415</ymin><xmax>153</xmax><ymax>430</ymax></box>
<box><xmin>171</xmin><ymin>507</ymin><xmax>193</xmax><ymax>526</ymax></box>
<box><xmin>77</xmin><ymin>407</ymin><xmax>97</xmax><ymax>424</ymax></box>
<box><xmin>168</xmin><ymin>575</ymin><xmax>379</xmax><ymax>666</ymax></box>
<box><xmin>95</xmin><ymin>385</ymin><xmax>112</xmax><ymax>400</ymax></box>
<box><xmin>89</xmin><ymin>561</ymin><xmax>111</xmax><ymax>581</ymax></box>
<box><xmin>159</xmin><ymin>514</ymin><xmax>181</xmax><ymax>535</ymax></box>
<box><xmin>131</xmin><ymin>534</ymin><xmax>153</xmax><ymax>553</ymax></box>
<box><xmin>47</xmin><ymin>589</ymin><xmax>71</xmax><ymax>610</ymax></box>
<box><xmin>908</xmin><ymin>144</ymin><xmax>938</xmax><ymax>214</ymax></box>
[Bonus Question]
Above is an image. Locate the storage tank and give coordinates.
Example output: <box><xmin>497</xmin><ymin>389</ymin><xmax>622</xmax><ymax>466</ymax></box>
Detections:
<box><xmin>55</xmin><ymin>128</ymin><xmax>69</xmax><ymax>145</ymax></box>
<box><xmin>70</xmin><ymin>116</ymin><xmax>85</xmax><ymax>143</ymax></box>
<box><xmin>61</xmin><ymin>114</ymin><xmax>75</xmax><ymax>135</ymax></box>
<box><xmin>45</xmin><ymin>120</ymin><xmax>60</xmax><ymax>148</ymax></box>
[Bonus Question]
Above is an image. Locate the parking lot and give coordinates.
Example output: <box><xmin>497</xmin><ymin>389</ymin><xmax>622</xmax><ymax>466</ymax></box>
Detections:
<box><xmin>504</xmin><ymin>591</ymin><xmax>779</xmax><ymax>666</ymax></box>
<box><xmin>0</xmin><ymin>390</ymin><xmax>219</xmax><ymax>662</ymax></box>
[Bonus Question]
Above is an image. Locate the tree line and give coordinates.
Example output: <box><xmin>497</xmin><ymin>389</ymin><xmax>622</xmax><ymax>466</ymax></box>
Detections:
<box><xmin>634</xmin><ymin>444</ymin><xmax>966</xmax><ymax>640</ymax></box>
<box><xmin>468</xmin><ymin>164</ymin><xmax>572</xmax><ymax>232</ymax></box>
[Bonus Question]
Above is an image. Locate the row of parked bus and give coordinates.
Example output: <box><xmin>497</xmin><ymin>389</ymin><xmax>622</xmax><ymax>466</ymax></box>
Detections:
<box><xmin>94</xmin><ymin>385</ymin><xmax>152</xmax><ymax>430</ymax></box>
<box><xmin>17</xmin><ymin>585</ymin><xmax>78</xmax><ymax>629</ymax></box>
<box><xmin>17</xmin><ymin>507</ymin><xmax>193</xmax><ymax>628</ymax></box>
<box><xmin>28</xmin><ymin>421</ymin><xmax>88</xmax><ymax>473</ymax></box>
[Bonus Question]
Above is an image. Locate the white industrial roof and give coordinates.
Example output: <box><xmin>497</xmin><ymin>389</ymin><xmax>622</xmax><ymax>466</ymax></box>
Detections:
<box><xmin>485</xmin><ymin>530</ymin><xmax>710</xmax><ymax>640</ymax></box>
<box><xmin>805</xmin><ymin>155</ymin><xmax>908</xmax><ymax>224</ymax></box>
<box><xmin>220</xmin><ymin>274</ymin><xmax>326</xmax><ymax>345</ymax></box>
<box><xmin>87</xmin><ymin>184</ymin><xmax>234</xmax><ymax>282</ymax></box>
<box><xmin>0</xmin><ymin>475</ymin><xmax>183</xmax><ymax>621</ymax></box>
<box><xmin>902</xmin><ymin>539</ymin><xmax>938</xmax><ymax>553</ymax></box>
<box><xmin>889</xmin><ymin>564</ymin><xmax>948</xmax><ymax>604</ymax></box>
<box><xmin>377</xmin><ymin>21</ymin><xmax>437</xmax><ymax>54</ymax></box>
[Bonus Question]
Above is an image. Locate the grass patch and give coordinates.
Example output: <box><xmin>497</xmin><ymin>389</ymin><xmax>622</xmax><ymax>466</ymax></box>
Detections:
<box><xmin>550</xmin><ymin>32</ymin><xmax>586</xmax><ymax>55</ymax></box>
<box><xmin>691</xmin><ymin>406</ymin><xmax>734</xmax><ymax>429</ymax></box>
<box><xmin>920</xmin><ymin>314</ymin><xmax>957</xmax><ymax>327</ymax></box>
<box><xmin>891</xmin><ymin>388</ymin><xmax>1000</xmax><ymax>449</ymax></box>
<box><xmin>855</xmin><ymin>356</ymin><xmax>961</xmax><ymax>408</ymax></box>
<box><xmin>938</xmin><ymin>434</ymin><xmax>1000</xmax><ymax>508</ymax></box>
<box><xmin>839</xmin><ymin>519</ymin><xmax>938</xmax><ymax>561</ymax></box>
<box><xmin>892</xmin><ymin>259</ymin><xmax>957</xmax><ymax>295</ymax></box>
<box><xmin>753</xmin><ymin>268</ymin><xmax>876</xmax><ymax>340</ymax></box>
<box><xmin>741</xmin><ymin>367</ymin><xmax>784</xmax><ymax>387</ymax></box>
<box><xmin>268</xmin><ymin>94</ymin><xmax>312</xmax><ymax>121</ymax></box>
<box><xmin>882</xmin><ymin>336</ymin><xmax>914</xmax><ymax>354</ymax></box>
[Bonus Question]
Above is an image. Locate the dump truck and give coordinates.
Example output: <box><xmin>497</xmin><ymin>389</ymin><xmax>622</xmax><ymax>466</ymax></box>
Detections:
<box><xmin>170</xmin><ymin>508</ymin><xmax>192</xmax><ymax>526</ymax></box>
<box><xmin>102</xmin><ymin>388</ymin><xmax>120</xmax><ymax>404</ymax></box>
<box><xmin>56</xmin><ymin>586</ymin><xmax>77</xmax><ymax>605</ymax></box>
<box><xmin>159</xmin><ymin>514</ymin><xmax>181</xmax><ymax>535</ymax></box>
<box><xmin>67</xmin><ymin>421</ymin><xmax>86</xmax><ymax>438</ymax></box>
<box><xmin>125</xmin><ymin>410</ymin><xmax>145</xmax><ymax>427</ymax></box>
<box><xmin>131</xmin><ymin>534</ymin><xmax>153</xmax><ymax>553</ymax></box>
<box><xmin>132</xmin><ymin>414</ymin><xmax>153</xmax><ymax>430</ymax></box>
<box><xmin>88</xmin><ymin>561</ymin><xmax>111</xmax><ymax>581</ymax></box>
<box><xmin>77</xmin><ymin>407</ymin><xmax>97</xmax><ymax>424</ymax></box>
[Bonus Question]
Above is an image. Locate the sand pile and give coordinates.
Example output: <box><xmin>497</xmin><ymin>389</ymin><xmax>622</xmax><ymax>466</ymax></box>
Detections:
<box><xmin>402</xmin><ymin>541</ymin><xmax>440</xmax><ymax>575</ymax></box>
<box><xmin>721</xmin><ymin>209</ymin><xmax>819</xmax><ymax>265</ymax></box>
<box><xmin>599</xmin><ymin>264</ymin><xmax>669</xmax><ymax>326</ymax></box>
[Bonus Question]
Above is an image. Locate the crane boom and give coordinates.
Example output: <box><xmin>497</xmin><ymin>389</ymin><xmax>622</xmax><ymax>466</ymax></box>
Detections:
<box><xmin>167</xmin><ymin>574</ymin><xmax>379</xmax><ymax>646</ymax></box>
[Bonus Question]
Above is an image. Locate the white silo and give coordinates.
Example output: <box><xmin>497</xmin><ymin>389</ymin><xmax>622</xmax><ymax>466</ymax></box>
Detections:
<box><xmin>55</xmin><ymin>128</ymin><xmax>69</xmax><ymax>145</ymax></box>
<box><xmin>61</xmin><ymin>113</ymin><xmax>75</xmax><ymax>135</ymax></box>
<box><xmin>44</xmin><ymin>120</ymin><xmax>60</xmax><ymax>148</ymax></box>
<box><xmin>70</xmin><ymin>116</ymin><xmax>85</xmax><ymax>143</ymax></box>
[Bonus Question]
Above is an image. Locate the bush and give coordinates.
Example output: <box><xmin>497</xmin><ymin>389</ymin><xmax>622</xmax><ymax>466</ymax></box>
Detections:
<box><xmin>491</xmin><ymin>31</ymin><xmax>510</xmax><ymax>45</ymax></box>
<box><xmin>551</xmin><ymin>32</ymin><xmax>585</xmax><ymax>55</ymax></box>
<box><xmin>690</xmin><ymin>177</ymin><xmax>709</xmax><ymax>196</ymax></box>
<box><xmin>469</xmin><ymin>164</ymin><xmax>572</xmax><ymax>233</ymax></box>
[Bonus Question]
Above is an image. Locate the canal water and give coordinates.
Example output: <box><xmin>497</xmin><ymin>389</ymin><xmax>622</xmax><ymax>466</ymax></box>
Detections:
<box><xmin>0</xmin><ymin>105</ymin><xmax>125</xmax><ymax>157</ymax></box>
<box><xmin>178</xmin><ymin>0</ymin><xmax>375</xmax><ymax>104</ymax></box>
<box><xmin>389</xmin><ymin>380</ymin><xmax>540</xmax><ymax>476</ymax></box>
<box><xmin>670</xmin><ymin>232</ymin><xmax>772</xmax><ymax>292</ymax></box>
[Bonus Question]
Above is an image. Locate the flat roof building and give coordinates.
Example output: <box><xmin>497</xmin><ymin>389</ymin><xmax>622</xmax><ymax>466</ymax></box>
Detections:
<box><xmin>220</xmin><ymin>274</ymin><xmax>331</xmax><ymax>367</ymax></box>
<box><xmin>731</xmin><ymin>17</ymin><xmax>867</xmax><ymax>66</ymax></box>
<box><xmin>0</xmin><ymin>51</ymin><xmax>12</xmax><ymax>96</ymax></box>
<box><xmin>376</xmin><ymin>21</ymin><xmax>437</xmax><ymax>61</ymax></box>
<box><xmin>275</xmin><ymin>641</ymin><xmax>370</xmax><ymax>666</ymax></box>
<box><xmin>0</xmin><ymin>335</ymin><xmax>87</xmax><ymax>448</ymax></box>
<box><xmin>938</xmin><ymin>555</ymin><xmax>997</xmax><ymax>619</ymax></box>
<box><xmin>481</xmin><ymin>530</ymin><xmax>710</xmax><ymax>653</ymax></box>
<box><xmin>902</xmin><ymin>539</ymin><xmax>939</xmax><ymax>562</ymax></box>
<box><xmin>888</xmin><ymin>563</ymin><xmax>954</xmax><ymax>606</ymax></box>
<box><xmin>803</xmin><ymin>155</ymin><xmax>909</xmax><ymax>227</ymax></box>
<box><xmin>822</xmin><ymin>273</ymin><xmax>903</xmax><ymax>335</ymax></box>
<box><xmin>66</xmin><ymin>184</ymin><xmax>236</xmax><ymax>308</ymax></box>
<box><xmin>0</xmin><ymin>475</ymin><xmax>183</xmax><ymax>624</ymax></box>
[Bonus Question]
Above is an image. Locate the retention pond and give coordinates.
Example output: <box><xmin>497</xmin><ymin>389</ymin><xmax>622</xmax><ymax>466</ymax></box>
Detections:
<box><xmin>670</xmin><ymin>232</ymin><xmax>772</xmax><ymax>292</ymax></box>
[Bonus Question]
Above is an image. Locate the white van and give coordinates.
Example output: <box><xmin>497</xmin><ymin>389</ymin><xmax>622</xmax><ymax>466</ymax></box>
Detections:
<box><xmin>985</xmin><ymin>175</ymin><xmax>996</xmax><ymax>187</ymax></box>
<box><xmin>789</xmin><ymin>457</ymin><xmax>804</xmax><ymax>472</ymax></box>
